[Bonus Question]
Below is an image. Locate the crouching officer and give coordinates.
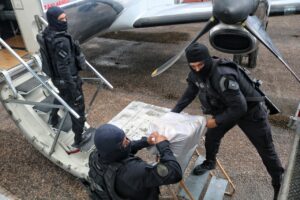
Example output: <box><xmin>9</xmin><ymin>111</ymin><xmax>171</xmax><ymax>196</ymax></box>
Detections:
<box><xmin>172</xmin><ymin>43</ymin><xmax>284</xmax><ymax>200</ymax></box>
<box><xmin>86</xmin><ymin>124</ymin><xmax>182</xmax><ymax>200</ymax></box>
<box><xmin>41</xmin><ymin>6</ymin><xmax>90</xmax><ymax>150</ymax></box>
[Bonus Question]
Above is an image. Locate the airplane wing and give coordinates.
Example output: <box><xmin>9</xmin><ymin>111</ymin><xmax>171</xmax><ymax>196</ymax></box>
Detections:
<box><xmin>55</xmin><ymin>0</ymin><xmax>300</xmax><ymax>42</ymax></box>
<box><xmin>269</xmin><ymin>0</ymin><xmax>300</xmax><ymax>16</ymax></box>
<box><xmin>108</xmin><ymin>1</ymin><xmax>213</xmax><ymax>31</ymax></box>
<box><xmin>133</xmin><ymin>2</ymin><xmax>212</xmax><ymax>28</ymax></box>
<box><xmin>108</xmin><ymin>0</ymin><xmax>300</xmax><ymax>31</ymax></box>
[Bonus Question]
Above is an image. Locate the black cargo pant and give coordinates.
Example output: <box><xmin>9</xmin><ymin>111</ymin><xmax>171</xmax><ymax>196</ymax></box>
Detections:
<box><xmin>51</xmin><ymin>77</ymin><xmax>86</xmax><ymax>144</ymax></box>
<box><xmin>205</xmin><ymin>103</ymin><xmax>284</xmax><ymax>185</ymax></box>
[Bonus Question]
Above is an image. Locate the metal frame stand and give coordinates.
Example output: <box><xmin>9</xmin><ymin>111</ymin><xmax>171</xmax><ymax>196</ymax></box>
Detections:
<box><xmin>195</xmin><ymin>143</ymin><xmax>236</xmax><ymax>196</ymax></box>
<box><xmin>174</xmin><ymin>147</ymin><xmax>236</xmax><ymax>200</ymax></box>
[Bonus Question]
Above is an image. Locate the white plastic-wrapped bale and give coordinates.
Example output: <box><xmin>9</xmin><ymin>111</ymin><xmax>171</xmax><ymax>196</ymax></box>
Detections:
<box><xmin>109</xmin><ymin>101</ymin><xmax>206</xmax><ymax>172</ymax></box>
<box><xmin>147</xmin><ymin>112</ymin><xmax>206</xmax><ymax>171</ymax></box>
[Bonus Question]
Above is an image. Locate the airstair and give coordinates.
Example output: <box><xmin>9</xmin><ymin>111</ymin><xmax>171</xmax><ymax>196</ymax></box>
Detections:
<box><xmin>0</xmin><ymin>34</ymin><xmax>113</xmax><ymax>178</ymax></box>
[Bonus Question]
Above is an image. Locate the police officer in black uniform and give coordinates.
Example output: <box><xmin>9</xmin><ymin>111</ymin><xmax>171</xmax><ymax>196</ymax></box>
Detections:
<box><xmin>172</xmin><ymin>43</ymin><xmax>284</xmax><ymax>200</ymax></box>
<box><xmin>87</xmin><ymin>124</ymin><xmax>182</xmax><ymax>200</ymax></box>
<box><xmin>43</xmin><ymin>7</ymin><xmax>89</xmax><ymax>149</ymax></box>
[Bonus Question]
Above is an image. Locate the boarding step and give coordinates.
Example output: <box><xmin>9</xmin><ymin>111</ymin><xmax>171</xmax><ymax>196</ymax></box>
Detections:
<box><xmin>33</xmin><ymin>95</ymin><xmax>72</xmax><ymax>132</ymax></box>
<box><xmin>79</xmin><ymin>127</ymin><xmax>96</xmax><ymax>153</ymax></box>
<box><xmin>64</xmin><ymin>128</ymin><xmax>96</xmax><ymax>154</ymax></box>
<box><xmin>16</xmin><ymin>75</ymin><xmax>48</xmax><ymax>95</ymax></box>
<box><xmin>178</xmin><ymin>156</ymin><xmax>228</xmax><ymax>200</ymax></box>
<box><xmin>52</xmin><ymin>113</ymin><xmax>72</xmax><ymax>133</ymax></box>
<box><xmin>33</xmin><ymin>95</ymin><xmax>55</xmax><ymax>113</ymax></box>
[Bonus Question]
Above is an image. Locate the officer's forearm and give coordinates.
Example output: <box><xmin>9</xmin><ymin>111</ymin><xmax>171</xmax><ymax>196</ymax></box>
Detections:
<box><xmin>130</xmin><ymin>137</ymin><xmax>150</xmax><ymax>154</ymax></box>
<box><xmin>57</xmin><ymin>64</ymin><xmax>79</xmax><ymax>97</ymax></box>
<box><xmin>156</xmin><ymin>141</ymin><xmax>178</xmax><ymax>163</ymax></box>
<box><xmin>171</xmin><ymin>85</ymin><xmax>197</xmax><ymax>113</ymax></box>
<box><xmin>156</xmin><ymin>141</ymin><xmax>182</xmax><ymax>183</ymax></box>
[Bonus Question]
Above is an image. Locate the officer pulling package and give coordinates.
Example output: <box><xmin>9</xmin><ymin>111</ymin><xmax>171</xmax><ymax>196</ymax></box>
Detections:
<box><xmin>109</xmin><ymin>101</ymin><xmax>206</xmax><ymax>171</ymax></box>
<box><xmin>147</xmin><ymin>112</ymin><xmax>206</xmax><ymax>172</ymax></box>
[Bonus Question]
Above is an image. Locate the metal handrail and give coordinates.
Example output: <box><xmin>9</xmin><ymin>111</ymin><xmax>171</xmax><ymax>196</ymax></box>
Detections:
<box><xmin>1</xmin><ymin>70</ymin><xmax>18</xmax><ymax>97</ymax></box>
<box><xmin>49</xmin><ymin>110</ymin><xmax>69</xmax><ymax>156</ymax></box>
<box><xmin>0</xmin><ymin>37</ymin><xmax>80</xmax><ymax>119</ymax></box>
<box><xmin>35</xmin><ymin>15</ymin><xmax>113</xmax><ymax>89</ymax></box>
<box><xmin>3</xmin><ymin>99</ymin><xmax>64</xmax><ymax>109</ymax></box>
<box><xmin>0</xmin><ymin>59</ymin><xmax>35</xmax><ymax>84</ymax></box>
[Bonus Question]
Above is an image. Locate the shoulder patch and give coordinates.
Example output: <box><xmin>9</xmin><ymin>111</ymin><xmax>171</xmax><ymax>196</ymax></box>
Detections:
<box><xmin>156</xmin><ymin>163</ymin><xmax>169</xmax><ymax>177</ymax></box>
<box><xmin>58</xmin><ymin>49</ymin><xmax>68</xmax><ymax>59</ymax></box>
<box><xmin>228</xmin><ymin>80</ymin><xmax>239</xmax><ymax>90</ymax></box>
<box><xmin>219</xmin><ymin>76</ymin><xmax>239</xmax><ymax>92</ymax></box>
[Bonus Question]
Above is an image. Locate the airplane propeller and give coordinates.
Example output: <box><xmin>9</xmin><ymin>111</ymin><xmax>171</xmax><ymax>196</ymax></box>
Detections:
<box><xmin>244</xmin><ymin>16</ymin><xmax>300</xmax><ymax>83</ymax></box>
<box><xmin>151</xmin><ymin>0</ymin><xmax>300</xmax><ymax>84</ymax></box>
<box><xmin>151</xmin><ymin>17</ymin><xmax>219</xmax><ymax>77</ymax></box>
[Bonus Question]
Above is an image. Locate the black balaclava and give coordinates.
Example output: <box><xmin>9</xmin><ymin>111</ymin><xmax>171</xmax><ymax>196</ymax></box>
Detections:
<box><xmin>185</xmin><ymin>42</ymin><xmax>213</xmax><ymax>80</ymax></box>
<box><xmin>46</xmin><ymin>6</ymin><xmax>68</xmax><ymax>32</ymax></box>
<box><xmin>94</xmin><ymin>124</ymin><xmax>131</xmax><ymax>163</ymax></box>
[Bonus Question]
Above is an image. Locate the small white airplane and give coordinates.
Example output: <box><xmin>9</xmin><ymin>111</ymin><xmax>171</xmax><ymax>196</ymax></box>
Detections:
<box><xmin>0</xmin><ymin>0</ymin><xmax>299</xmax><ymax>183</ymax></box>
<box><xmin>48</xmin><ymin>0</ymin><xmax>300</xmax><ymax>78</ymax></box>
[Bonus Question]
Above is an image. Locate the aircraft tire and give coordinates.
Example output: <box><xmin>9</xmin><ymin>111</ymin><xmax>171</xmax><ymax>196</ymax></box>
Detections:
<box><xmin>247</xmin><ymin>48</ymin><xmax>258</xmax><ymax>68</ymax></box>
<box><xmin>233</xmin><ymin>54</ymin><xmax>243</xmax><ymax>65</ymax></box>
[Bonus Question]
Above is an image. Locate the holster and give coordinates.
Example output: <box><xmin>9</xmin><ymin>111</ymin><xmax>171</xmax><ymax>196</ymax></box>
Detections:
<box><xmin>264</xmin><ymin>96</ymin><xmax>281</xmax><ymax>115</ymax></box>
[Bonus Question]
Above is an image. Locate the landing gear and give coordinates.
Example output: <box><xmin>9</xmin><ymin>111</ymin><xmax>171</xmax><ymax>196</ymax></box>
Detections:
<box><xmin>233</xmin><ymin>48</ymin><xmax>259</xmax><ymax>68</ymax></box>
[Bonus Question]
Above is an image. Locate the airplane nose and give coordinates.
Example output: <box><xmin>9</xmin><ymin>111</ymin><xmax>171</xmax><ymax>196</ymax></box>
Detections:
<box><xmin>213</xmin><ymin>0</ymin><xmax>258</xmax><ymax>24</ymax></box>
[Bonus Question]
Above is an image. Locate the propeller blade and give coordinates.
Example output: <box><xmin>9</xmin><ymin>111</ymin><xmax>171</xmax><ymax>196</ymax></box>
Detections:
<box><xmin>151</xmin><ymin>17</ymin><xmax>218</xmax><ymax>77</ymax></box>
<box><xmin>245</xmin><ymin>15</ymin><xmax>300</xmax><ymax>83</ymax></box>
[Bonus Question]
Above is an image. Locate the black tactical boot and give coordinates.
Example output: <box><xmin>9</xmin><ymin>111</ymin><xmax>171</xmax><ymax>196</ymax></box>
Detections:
<box><xmin>71</xmin><ymin>131</ymin><xmax>92</xmax><ymax>148</ymax></box>
<box><xmin>193</xmin><ymin>160</ymin><xmax>216</xmax><ymax>175</ymax></box>
<box><xmin>272</xmin><ymin>172</ymin><xmax>284</xmax><ymax>200</ymax></box>
<box><xmin>48</xmin><ymin>113</ymin><xmax>59</xmax><ymax>127</ymax></box>
<box><xmin>273</xmin><ymin>184</ymin><xmax>280</xmax><ymax>200</ymax></box>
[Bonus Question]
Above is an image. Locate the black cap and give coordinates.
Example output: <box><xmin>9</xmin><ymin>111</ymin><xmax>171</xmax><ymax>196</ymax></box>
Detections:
<box><xmin>46</xmin><ymin>6</ymin><xmax>67</xmax><ymax>31</ymax></box>
<box><xmin>185</xmin><ymin>43</ymin><xmax>211</xmax><ymax>63</ymax></box>
<box><xmin>94</xmin><ymin>124</ymin><xmax>128</xmax><ymax>162</ymax></box>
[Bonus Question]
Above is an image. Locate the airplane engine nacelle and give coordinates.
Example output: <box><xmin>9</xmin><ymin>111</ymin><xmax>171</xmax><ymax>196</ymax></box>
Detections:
<box><xmin>209</xmin><ymin>23</ymin><xmax>258</xmax><ymax>55</ymax></box>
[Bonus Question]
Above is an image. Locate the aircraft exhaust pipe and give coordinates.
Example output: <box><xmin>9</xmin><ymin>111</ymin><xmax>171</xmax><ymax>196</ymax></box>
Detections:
<box><xmin>209</xmin><ymin>23</ymin><xmax>257</xmax><ymax>54</ymax></box>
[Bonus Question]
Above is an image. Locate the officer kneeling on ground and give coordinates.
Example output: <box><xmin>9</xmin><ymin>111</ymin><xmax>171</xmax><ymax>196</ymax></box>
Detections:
<box><xmin>87</xmin><ymin>124</ymin><xmax>182</xmax><ymax>200</ymax></box>
<box><xmin>39</xmin><ymin>6</ymin><xmax>90</xmax><ymax>151</ymax></box>
<box><xmin>172</xmin><ymin>43</ymin><xmax>284</xmax><ymax>200</ymax></box>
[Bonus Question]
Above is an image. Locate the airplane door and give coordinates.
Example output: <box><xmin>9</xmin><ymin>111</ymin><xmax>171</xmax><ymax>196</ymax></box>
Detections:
<box><xmin>10</xmin><ymin>0</ymin><xmax>44</xmax><ymax>53</ymax></box>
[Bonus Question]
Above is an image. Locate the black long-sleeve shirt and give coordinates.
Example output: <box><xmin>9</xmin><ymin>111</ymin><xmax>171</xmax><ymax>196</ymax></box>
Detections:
<box><xmin>172</xmin><ymin>66</ymin><xmax>248</xmax><ymax>127</ymax></box>
<box><xmin>43</xmin><ymin>27</ymin><xmax>80</xmax><ymax>100</ymax></box>
<box><xmin>115</xmin><ymin>138</ymin><xmax>182</xmax><ymax>200</ymax></box>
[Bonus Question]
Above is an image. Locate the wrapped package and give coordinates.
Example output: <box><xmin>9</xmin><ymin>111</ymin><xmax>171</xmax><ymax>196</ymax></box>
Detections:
<box><xmin>147</xmin><ymin>112</ymin><xmax>206</xmax><ymax>172</ymax></box>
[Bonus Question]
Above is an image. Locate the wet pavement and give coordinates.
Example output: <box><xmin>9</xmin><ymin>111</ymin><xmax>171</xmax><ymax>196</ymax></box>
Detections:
<box><xmin>0</xmin><ymin>15</ymin><xmax>300</xmax><ymax>200</ymax></box>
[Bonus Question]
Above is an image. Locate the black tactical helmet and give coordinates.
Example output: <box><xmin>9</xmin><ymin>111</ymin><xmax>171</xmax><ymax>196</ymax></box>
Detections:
<box><xmin>94</xmin><ymin>124</ymin><xmax>131</xmax><ymax>162</ymax></box>
<box><xmin>185</xmin><ymin>42</ymin><xmax>211</xmax><ymax>63</ymax></box>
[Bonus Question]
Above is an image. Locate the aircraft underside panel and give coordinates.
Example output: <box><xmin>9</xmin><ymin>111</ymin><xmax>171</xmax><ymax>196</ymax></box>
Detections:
<box><xmin>55</xmin><ymin>0</ymin><xmax>124</xmax><ymax>42</ymax></box>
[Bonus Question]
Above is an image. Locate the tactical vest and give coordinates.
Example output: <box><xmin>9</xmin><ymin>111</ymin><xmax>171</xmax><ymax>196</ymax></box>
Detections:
<box><xmin>36</xmin><ymin>33</ymin><xmax>56</xmax><ymax>77</ymax></box>
<box><xmin>194</xmin><ymin>58</ymin><xmax>263</xmax><ymax>115</ymax></box>
<box><xmin>36</xmin><ymin>30</ymin><xmax>86</xmax><ymax>79</ymax></box>
<box><xmin>88</xmin><ymin>151</ymin><xmax>134</xmax><ymax>200</ymax></box>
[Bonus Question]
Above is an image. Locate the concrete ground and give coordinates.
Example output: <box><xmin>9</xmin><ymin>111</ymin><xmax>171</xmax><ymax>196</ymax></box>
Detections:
<box><xmin>0</xmin><ymin>15</ymin><xmax>299</xmax><ymax>200</ymax></box>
